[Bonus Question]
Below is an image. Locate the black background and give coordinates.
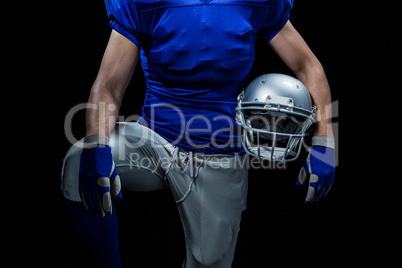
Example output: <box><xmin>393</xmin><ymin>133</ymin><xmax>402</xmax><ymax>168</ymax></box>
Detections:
<box><xmin>3</xmin><ymin>1</ymin><xmax>398</xmax><ymax>267</ymax></box>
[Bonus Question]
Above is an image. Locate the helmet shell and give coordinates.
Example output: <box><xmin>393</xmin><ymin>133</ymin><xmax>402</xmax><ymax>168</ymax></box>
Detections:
<box><xmin>242</xmin><ymin>73</ymin><xmax>313</xmax><ymax>116</ymax></box>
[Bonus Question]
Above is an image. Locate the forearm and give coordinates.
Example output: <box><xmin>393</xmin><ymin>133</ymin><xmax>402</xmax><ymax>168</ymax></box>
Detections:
<box><xmin>294</xmin><ymin>61</ymin><xmax>333</xmax><ymax>137</ymax></box>
<box><xmin>84</xmin><ymin>31</ymin><xmax>140</xmax><ymax>138</ymax></box>
<box><xmin>85</xmin><ymin>84</ymin><xmax>122</xmax><ymax>138</ymax></box>
<box><xmin>268</xmin><ymin>21</ymin><xmax>334</xmax><ymax>137</ymax></box>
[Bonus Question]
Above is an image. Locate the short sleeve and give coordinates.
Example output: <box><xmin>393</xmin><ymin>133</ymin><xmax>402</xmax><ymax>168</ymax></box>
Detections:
<box><xmin>262</xmin><ymin>0</ymin><xmax>294</xmax><ymax>42</ymax></box>
<box><xmin>104</xmin><ymin>0</ymin><xmax>144</xmax><ymax>47</ymax></box>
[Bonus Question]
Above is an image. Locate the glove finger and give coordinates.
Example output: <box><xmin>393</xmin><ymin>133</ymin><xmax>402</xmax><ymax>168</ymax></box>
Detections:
<box><xmin>111</xmin><ymin>174</ymin><xmax>122</xmax><ymax>200</ymax></box>
<box><xmin>101</xmin><ymin>191</ymin><xmax>112</xmax><ymax>215</ymax></box>
<box><xmin>97</xmin><ymin>176</ymin><xmax>111</xmax><ymax>188</ymax></box>
<box><xmin>109</xmin><ymin>165</ymin><xmax>122</xmax><ymax>200</ymax></box>
<box><xmin>94</xmin><ymin>192</ymin><xmax>106</xmax><ymax>217</ymax></box>
<box><xmin>316</xmin><ymin>184</ymin><xmax>327</xmax><ymax>201</ymax></box>
<box><xmin>80</xmin><ymin>191</ymin><xmax>89</xmax><ymax>210</ymax></box>
<box><xmin>324</xmin><ymin>182</ymin><xmax>333</xmax><ymax>196</ymax></box>
<box><xmin>297</xmin><ymin>166</ymin><xmax>308</xmax><ymax>186</ymax></box>
<box><xmin>95</xmin><ymin>177</ymin><xmax>111</xmax><ymax>217</ymax></box>
<box><xmin>305</xmin><ymin>185</ymin><xmax>315</xmax><ymax>203</ymax></box>
<box><xmin>80</xmin><ymin>191</ymin><xmax>100</xmax><ymax>215</ymax></box>
<box><xmin>316</xmin><ymin>172</ymin><xmax>330</xmax><ymax>201</ymax></box>
<box><xmin>305</xmin><ymin>174</ymin><xmax>319</xmax><ymax>203</ymax></box>
<box><xmin>83</xmin><ymin>191</ymin><xmax>104</xmax><ymax>216</ymax></box>
<box><xmin>325</xmin><ymin>171</ymin><xmax>335</xmax><ymax>196</ymax></box>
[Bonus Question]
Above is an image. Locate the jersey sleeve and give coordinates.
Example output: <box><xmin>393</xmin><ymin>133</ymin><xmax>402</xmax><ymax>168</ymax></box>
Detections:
<box><xmin>262</xmin><ymin>0</ymin><xmax>294</xmax><ymax>42</ymax></box>
<box><xmin>104</xmin><ymin>0</ymin><xmax>144</xmax><ymax>47</ymax></box>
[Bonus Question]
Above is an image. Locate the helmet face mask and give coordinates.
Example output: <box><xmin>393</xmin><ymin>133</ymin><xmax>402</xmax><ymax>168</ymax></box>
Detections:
<box><xmin>236</xmin><ymin>74</ymin><xmax>316</xmax><ymax>162</ymax></box>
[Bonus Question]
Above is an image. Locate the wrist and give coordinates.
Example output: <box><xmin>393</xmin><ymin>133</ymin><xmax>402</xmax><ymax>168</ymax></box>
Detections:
<box><xmin>314</xmin><ymin>122</ymin><xmax>334</xmax><ymax>138</ymax></box>
<box><xmin>83</xmin><ymin>134</ymin><xmax>110</xmax><ymax>148</ymax></box>
<box><xmin>312</xmin><ymin>136</ymin><xmax>335</xmax><ymax>149</ymax></box>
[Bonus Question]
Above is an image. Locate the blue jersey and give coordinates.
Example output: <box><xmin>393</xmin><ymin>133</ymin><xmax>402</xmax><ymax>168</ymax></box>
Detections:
<box><xmin>105</xmin><ymin>0</ymin><xmax>293</xmax><ymax>154</ymax></box>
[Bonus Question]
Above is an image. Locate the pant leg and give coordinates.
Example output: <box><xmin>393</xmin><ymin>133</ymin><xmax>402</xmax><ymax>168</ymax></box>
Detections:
<box><xmin>61</xmin><ymin>121</ymin><xmax>248</xmax><ymax>267</ymax></box>
<box><xmin>110</xmin><ymin>122</ymin><xmax>173</xmax><ymax>192</ymax></box>
<box><xmin>64</xmin><ymin>199</ymin><xmax>121</xmax><ymax>268</ymax></box>
<box><xmin>61</xmin><ymin>122</ymin><xmax>172</xmax><ymax>267</ymax></box>
<box><xmin>61</xmin><ymin>122</ymin><xmax>170</xmax><ymax>201</ymax></box>
<box><xmin>61</xmin><ymin>139</ymin><xmax>125</xmax><ymax>268</ymax></box>
<box><xmin>166</xmin><ymin>153</ymin><xmax>248</xmax><ymax>268</ymax></box>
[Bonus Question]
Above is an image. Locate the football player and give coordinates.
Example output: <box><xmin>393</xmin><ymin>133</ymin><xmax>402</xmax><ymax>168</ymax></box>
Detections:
<box><xmin>61</xmin><ymin>0</ymin><xmax>335</xmax><ymax>267</ymax></box>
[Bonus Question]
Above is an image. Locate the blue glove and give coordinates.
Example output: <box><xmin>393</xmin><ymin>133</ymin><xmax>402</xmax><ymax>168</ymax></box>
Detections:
<box><xmin>297</xmin><ymin>136</ymin><xmax>335</xmax><ymax>203</ymax></box>
<box><xmin>79</xmin><ymin>136</ymin><xmax>122</xmax><ymax>216</ymax></box>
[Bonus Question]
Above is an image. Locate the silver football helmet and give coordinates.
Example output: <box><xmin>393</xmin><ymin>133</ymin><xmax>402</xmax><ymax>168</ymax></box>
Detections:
<box><xmin>236</xmin><ymin>73</ymin><xmax>316</xmax><ymax>162</ymax></box>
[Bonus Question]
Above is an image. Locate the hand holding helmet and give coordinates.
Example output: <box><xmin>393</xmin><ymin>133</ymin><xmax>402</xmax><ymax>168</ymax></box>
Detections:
<box><xmin>236</xmin><ymin>73</ymin><xmax>316</xmax><ymax>162</ymax></box>
<box><xmin>297</xmin><ymin>136</ymin><xmax>335</xmax><ymax>203</ymax></box>
<box><xmin>236</xmin><ymin>74</ymin><xmax>336</xmax><ymax>202</ymax></box>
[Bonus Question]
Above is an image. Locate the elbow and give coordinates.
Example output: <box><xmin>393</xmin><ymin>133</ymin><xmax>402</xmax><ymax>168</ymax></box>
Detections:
<box><xmin>89</xmin><ymin>80</ymin><xmax>124</xmax><ymax>109</ymax></box>
<box><xmin>293</xmin><ymin>57</ymin><xmax>326</xmax><ymax>83</ymax></box>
